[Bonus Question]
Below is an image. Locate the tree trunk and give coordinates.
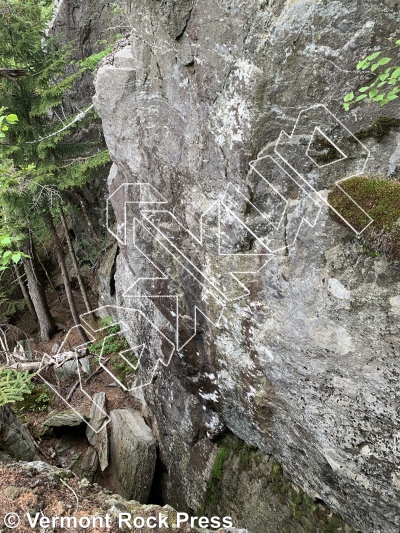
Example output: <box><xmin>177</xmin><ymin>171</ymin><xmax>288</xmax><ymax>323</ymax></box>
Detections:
<box><xmin>67</xmin><ymin>190</ymin><xmax>101</xmax><ymax>243</ymax></box>
<box><xmin>12</xmin><ymin>263</ymin><xmax>37</xmax><ymax>320</ymax></box>
<box><xmin>59</xmin><ymin>204</ymin><xmax>92</xmax><ymax>314</ymax></box>
<box><xmin>44</xmin><ymin>211</ymin><xmax>89</xmax><ymax>344</ymax></box>
<box><xmin>21</xmin><ymin>239</ymin><xmax>56</xmax><ymax>341</ymax></box>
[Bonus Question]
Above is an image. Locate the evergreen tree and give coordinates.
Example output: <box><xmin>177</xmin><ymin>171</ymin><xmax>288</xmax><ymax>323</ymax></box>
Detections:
<box><xmin>0</xmin><ymin>0</ymin><xmax>111</xmax><ymax>340</ymax></box>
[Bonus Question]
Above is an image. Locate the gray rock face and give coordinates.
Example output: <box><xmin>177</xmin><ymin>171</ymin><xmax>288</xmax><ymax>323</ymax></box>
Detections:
<box><xmin>86</xmin><ymin>392</ymin><xmax>109</xmax><ymax>471</ymax></box>
<box><xmin>77</xmin><ymin>445</ymin><xmax>99</xmax><ymax>483</ymax></box>
<box><xmin>0</xmin><ymin>406</ymin><xmax>39</xmax><ymax>462</ymax></box>
<box><xmin>93</xmin><ymin>1</ymin><xmax>400</xmax><ymax>532</ymax></box>
<box><xmin>109</xmin><ymin>409</ymin><xmax>156</xmax><ymax>502</ymax></box>
<box><xmin>44</xmin><ymin>411</ymin><xmax>86</xmax><ymax>428</ymax></box>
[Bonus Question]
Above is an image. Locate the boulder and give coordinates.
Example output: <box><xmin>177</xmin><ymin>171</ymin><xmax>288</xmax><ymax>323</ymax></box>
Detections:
<box><xmin>0</xmin><ymin>405</ymin><xmax>39</xmax><ymax>461</ymax></box>
<box><xmin>44</xmin><ymin>411</ymin><xmax>86</xmax><ymax>428</ymax></box>
<box><xmin>86</xmin><ymin>392</ymin><xmax>109</xmax><ymax>471</ymax></box>
<box><xmin>53</xmin><ymin>356</ymin><xmax>91</xmax><ymax>381</ymax></box>
<box><xmin>109</xmin><ymin>409</ymin><xmax>156</xmax><ymax>502</ymax></box>
<box><xmin>54</xmin><ymin>358</ymin><xmax>79</xmax><ymax>381</ymax></box>
<box><xmin>75</xmin><ymin>445</ymin><xmax>99</xmax><ymax>483</ymax></box>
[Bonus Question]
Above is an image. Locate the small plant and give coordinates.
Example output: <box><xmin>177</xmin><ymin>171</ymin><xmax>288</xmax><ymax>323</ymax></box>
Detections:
<box><xmin>112</xmin><ymin>2</ymin><xmax>124</xmax><ymax>15</ymax></box>
<box><xmin>99</xmin><ymin>315</ymin><xmax>121</xmax><ymax>334</ymax></box>
<box><xmin>0</xmin><ymin>110</ymin><xmax>18</xmax><ymax>138</ymax></box>
<box><xmin>0</xmin><ymin>368</ymin><xmax>32</xmax><ymax>407</ymax></box>
<box><xmin>33</xmin><ymin>388</ymin><xmax>51</xmax><ymax>412</ymax></box>
<box><xmin>76</xmin><ymin>47</ymin><xmax>112</xmax><ymax>72</ymax></box>
<box><xmin>89</xmin><ymin>316</ymin><xmax>129</xmax><ymax>357</ymax></box>
<box><xmin>343</xmin><ymin>39</ymin><xmax>400</xmax><ymax>110</ymax></box>
<box><xmin>110</xmin><ymin>352</ymin><xmax>138</xmax><ymax>383</ymax></box>
<box><xmin>209</xmin><ymin>447</ymin><xmax>229</xmax><ymax>511</ymax></box>
<box><xmin>14</xmin><ymin>383</ymin><xmax>50</xmax><ymax>413</ymax></box>
<box><xmin>89</xmin><ymin>334</ymin><xmax>128</xmax><ymax>357</ymax></box>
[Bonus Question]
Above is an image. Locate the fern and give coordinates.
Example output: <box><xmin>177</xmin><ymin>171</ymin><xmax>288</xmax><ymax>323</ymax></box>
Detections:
<box><xmin>0</xmin><ymin>368</ymin><xmax>32</xmax><ymax>407</ymax></box>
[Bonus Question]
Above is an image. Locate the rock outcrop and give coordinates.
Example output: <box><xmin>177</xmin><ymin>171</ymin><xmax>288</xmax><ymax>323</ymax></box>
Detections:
<box><xmin>109</xmin><ymin>409</ymin><xmax>157</xmax><ymax>502</ymax></box>
<box><xmin>93</xmin><ymin>1</ymin><xmax>400</xmax><ymax>532</ymax></box>
<box><xmin>0</xmin><ymin>406</ymin><xmax>39</xmax><ymax>462</ymax></box>
<box><xmin>86</xmin><ymin>392</ymin><xmax>109</xmax><ymax>471</ymax></box>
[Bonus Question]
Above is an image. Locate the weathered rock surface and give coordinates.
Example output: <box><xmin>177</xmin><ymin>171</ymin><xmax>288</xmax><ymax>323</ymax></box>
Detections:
<box><xmin>76</xmin><ymin>445</ymin><xmax>100</xmax><ymax>483</ymax></box>
<box><xmin>86</xmin><ymin>392</ymin><xmax>109</xmax><ymax>471</ymax></box>
<box><xmin>109</xmin><ymin>409</ymin><xmax>157</xmax><ymax>502</ymax></box>
<box><xmin>0</xmin><ymin>406</ymin><xmax>39</xmax><ymax>462</ymax></box>
<box><xmin>93</xmin><ymin>1</ymin><xmax>400</xmax><ymax>532</ymax></box>
<box><xmin>202</xmin><ymin>434</ymin><xmax>351</xmax><ymax>533</ymax></box>
<box><xmin>43</xmin><ymin>411</ymin><xmax>86</xmax><ymax>428</ymax></box>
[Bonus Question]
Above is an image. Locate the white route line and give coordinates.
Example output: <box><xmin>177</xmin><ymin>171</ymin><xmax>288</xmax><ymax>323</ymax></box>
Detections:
<box><xmin>37</xmin><ymin>105</ymin><xmax>386</xmax><ymax>443</ymax></box>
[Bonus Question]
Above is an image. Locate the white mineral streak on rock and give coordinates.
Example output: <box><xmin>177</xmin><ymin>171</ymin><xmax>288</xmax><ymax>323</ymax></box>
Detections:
<box><xmin>328</xmin><ymin>278</ymin><xmax>351</xmax><ymax>300</ymax></box>
<box><xmin>389</xmin><ymin>295</ymin><xmax>400</xmax><ymax>315</ymax></box>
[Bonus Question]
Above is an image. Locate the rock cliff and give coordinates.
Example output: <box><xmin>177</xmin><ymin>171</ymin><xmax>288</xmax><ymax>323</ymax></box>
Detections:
<box><xmin>92</xmin><ymin>1</ymin><xmax>400</xmax><ymax>532</ymax></box>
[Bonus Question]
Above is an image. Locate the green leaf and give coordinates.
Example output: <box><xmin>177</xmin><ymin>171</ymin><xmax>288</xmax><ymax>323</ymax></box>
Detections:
<box><xmin>358</xmin><ymin>86</ymin><xmax>370</xmax><ymax>92</ymax></box>
<box><xmin>366</xmin><ymin>51</ymin><xmax>382</xmax><ymax>61</ymax></box>
<box><xmin>360</xmin><ymin>61</ymin><xmax>371</xmax><ymax>70</ymax></box>
<box><xmin>6</xmin><ymin>114</ymin><xmax>18</xmax><ymax>124</ymax></box>
<box><xmin>357</xmin><ymin>59</ymin><xmax>367</xmax><ymax>69</ymax></box>
<box><xmin>387</xmin><ymin>94</ymin><xmax>398</xmax><ymax>101</ymax></box>
<box><xmin>391</xmin><ymin>67</ymin><xmax>400</xmax><ymax>78</ymax></box>
<box><xmin>343</xmin><ymin>92</ymin><xmax>354</xmax><ymax>102</ymax></box>
<box><xmin>369</xmin><ymin>89</ymin><xmax>379</xmax><ymax>98</ymax></box>
<box><xmin>377</xmin><ymin>57</ymin><xmax>392</xmax><ymax>66</ymax></box>
<box><xmin>11</xmin><ymin>253</ymin><xmax>22</xmax><ymax>263</ymax></box>
<box><xmin>380</xmin><ymin>99</ymin><xmax>389</xmax><ymax>106</ymax></box>
<box><xmin>355</xmin><ymin>94</ymin><xmax>368</xmax><ymax>102</ymax></box>
<box><xmin>343</xmin><ymin>103</ymin><xmax>350</xmax><ymax>111</ymax></box>
<box><xmin>373</xmin><ymin>94</ymin><xmax>384</xmax><ymax>101</ymax></box>
<box><xmin>0</xmin><ymin>236</ymin><xmax>12</xmax><ymax>245</ymax></box>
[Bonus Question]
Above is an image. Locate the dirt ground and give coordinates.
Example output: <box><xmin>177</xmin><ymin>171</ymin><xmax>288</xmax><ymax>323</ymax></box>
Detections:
<box><xmin>13</xmin><ymin>288</ymin><xmax>142</xmax><ymax>495</ymax></box>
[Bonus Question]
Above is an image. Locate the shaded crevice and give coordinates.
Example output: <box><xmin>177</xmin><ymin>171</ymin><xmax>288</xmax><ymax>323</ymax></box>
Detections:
<box><xmin>110</xmin><ymin>245</ymin><xmax>119</xmax><ymax>297</ymax></box>
<box><xmin>147</xmin><ymin>449</ymin><xmax>168</xmax><ymax>506</ymax></box>
<box><xmin>174</xmin><ymin>1</ymin><xmax>195</xmax><ymax>41</ymax></box>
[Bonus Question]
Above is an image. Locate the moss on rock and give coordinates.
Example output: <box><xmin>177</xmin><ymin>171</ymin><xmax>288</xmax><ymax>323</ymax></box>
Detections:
<box><xmin>199</xmin><ymin>433</ymin><xmax>351</xmax><ymax>533</ymax></box>
<box><xmin>328</xmin><ymin>176</ymin><xmax>400</xmax><ymax>261</ymax></box>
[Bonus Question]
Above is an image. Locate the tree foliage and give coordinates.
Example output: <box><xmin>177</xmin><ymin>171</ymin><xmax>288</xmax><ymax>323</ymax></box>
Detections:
<box><xmin>0</xmin><ymin>0</ymin><xmax>111</xmax><ymax>341</ymax></box>
<box><xmin>0</xmin><ymin>0</ymin><xmax>110</xmax><ymax>208</ymax></box>
<box><xmin>0</xmin><ymin>368</ymin><xmax>32</xmax><ymax>407</ymax></box>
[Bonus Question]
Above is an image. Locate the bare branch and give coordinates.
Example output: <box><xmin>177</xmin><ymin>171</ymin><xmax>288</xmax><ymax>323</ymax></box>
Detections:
<box><xmin>26</xmin><ymin>104</ymin><xmax>94</xmax><ymax>144</ymax></box>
